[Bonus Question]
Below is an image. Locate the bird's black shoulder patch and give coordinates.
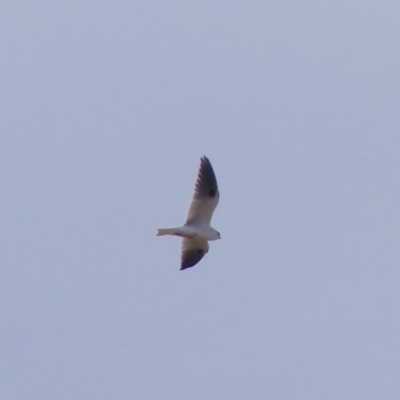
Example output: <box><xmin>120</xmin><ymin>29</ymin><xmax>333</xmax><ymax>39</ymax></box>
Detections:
<box><xmin>209</xmin><ymin>187</ymin><xmax>217</xmax><ymax>197</ymax></box>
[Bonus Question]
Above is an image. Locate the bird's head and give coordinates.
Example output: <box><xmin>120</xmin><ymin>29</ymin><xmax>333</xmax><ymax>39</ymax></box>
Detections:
<box><xmin>217</xmin><ymin>231</ymin><xmax>221</xmax><ymax>240</ymax></box>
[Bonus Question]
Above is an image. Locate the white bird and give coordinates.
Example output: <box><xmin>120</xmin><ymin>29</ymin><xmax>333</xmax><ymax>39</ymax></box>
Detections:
<box><xmin>157</xmin><ymin>156</ymin><xmax>221</xmax><ymax>270</ymax></box>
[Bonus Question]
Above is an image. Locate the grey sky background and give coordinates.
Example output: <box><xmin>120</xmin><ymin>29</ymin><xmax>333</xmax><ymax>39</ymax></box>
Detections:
<box><xmin>1</xmin><ymin>2</ymin><xmax>400</xmax><ymax>399</ymax></box>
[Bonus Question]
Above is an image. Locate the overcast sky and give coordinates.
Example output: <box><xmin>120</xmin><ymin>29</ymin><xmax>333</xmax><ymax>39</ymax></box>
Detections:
<box><xmin>1</xmin><ymin>1</ymin><xmax>400</xmax><ymax>399</ymax></box>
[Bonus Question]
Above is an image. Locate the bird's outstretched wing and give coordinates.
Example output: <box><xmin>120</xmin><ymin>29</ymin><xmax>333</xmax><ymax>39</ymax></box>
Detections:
<box><xmin>185</xmin><ymin>156</ymin><xmax>219</xmax><ymax>225</ymax></box>
<box><xmin>181</xmin><ymin>237</ymin><xmax>209</xmax><ymax>270</ymax></box>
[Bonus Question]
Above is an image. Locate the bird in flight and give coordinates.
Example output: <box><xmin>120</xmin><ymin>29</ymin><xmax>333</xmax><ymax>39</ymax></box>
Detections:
<box><xmin>157</xmin><ymin>156</ymin><xmax>221</xmax><ymax>270</ymax></box>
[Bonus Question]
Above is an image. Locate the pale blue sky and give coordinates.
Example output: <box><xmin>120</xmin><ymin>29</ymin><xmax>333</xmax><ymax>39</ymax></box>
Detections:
<box><xmin>1</xmin><ymin>2</ymin><xmax>400</xmax><ymax>399</ymax></box>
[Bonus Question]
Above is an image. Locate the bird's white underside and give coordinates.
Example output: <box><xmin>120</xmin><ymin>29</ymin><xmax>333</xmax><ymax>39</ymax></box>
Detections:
<box><xmin>185</xmin><ymin>197</ymin><xmax>218</xmax><ymax>226</ymax></box>
<box><xmin>177</xmin><ymin>223</ymin><xmax>220</xmax><ymax>241</ymax></box>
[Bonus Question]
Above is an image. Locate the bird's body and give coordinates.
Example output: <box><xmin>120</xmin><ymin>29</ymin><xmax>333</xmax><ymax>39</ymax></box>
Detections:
<box><xmin>157</xmin><ymin>224</ymin><xmax>220</xmax><ymax>241</ymax></box>
<box><xmin>157</xmin><ymin>156</ymin><xmax>220</xmax><ymax>270</ymax></box>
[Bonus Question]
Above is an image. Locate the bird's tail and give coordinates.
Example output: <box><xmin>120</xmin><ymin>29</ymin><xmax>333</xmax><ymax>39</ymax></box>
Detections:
<box><xmin>156</xmin><ymin>228</ymin><xmax>178</xmax><ymax>236</ymax></box>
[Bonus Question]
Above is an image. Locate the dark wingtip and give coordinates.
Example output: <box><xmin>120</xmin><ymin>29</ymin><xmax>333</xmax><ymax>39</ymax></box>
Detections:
<box><xmin>201</xmin><ymin>155</ymin><xmax>210</xmax><ymax>164</ymax></box>
<box><xmin>194</xmin><ymin>156</ymin><xmax>218</xmax><ymax>199</ymax></box>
